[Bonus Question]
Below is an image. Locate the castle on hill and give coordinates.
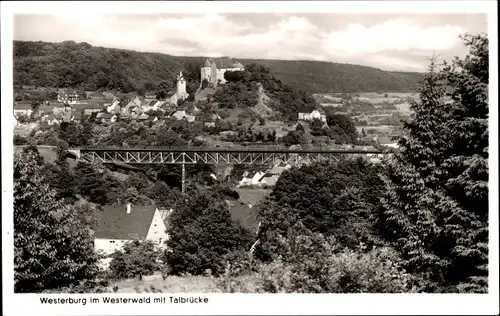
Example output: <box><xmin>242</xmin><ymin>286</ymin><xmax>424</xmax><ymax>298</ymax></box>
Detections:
<box><xmin>200</xmin><ymin>57</ymin><xmax>244</xmax><ymax>88</ymax></box>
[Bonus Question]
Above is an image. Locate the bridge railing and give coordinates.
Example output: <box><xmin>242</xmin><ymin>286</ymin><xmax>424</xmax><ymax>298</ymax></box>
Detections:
<box><xmin>78</xmin><ymin>145</ymin><xmax>388</xmax><ymax>154</ymax></box>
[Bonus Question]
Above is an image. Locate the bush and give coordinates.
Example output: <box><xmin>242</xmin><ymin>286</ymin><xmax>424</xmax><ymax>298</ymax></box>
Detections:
<box><xmin>108</xmin><ymin>240</ymin><xmax>160</xmax><ymax>280</ymax></box>
<box><xmin>219</xmin><ymin>225</ymin><xmax>416</xmax><ymax>293</ymax></box>
<box><xmin>14</xmin><ymin>134</ymin><xmax>29</xmax><ymax>145</ymax></box>
<box><xmin>165</xmin><ymin>189</ymin><xmax>253</xmax><ymax>276</ymax></box>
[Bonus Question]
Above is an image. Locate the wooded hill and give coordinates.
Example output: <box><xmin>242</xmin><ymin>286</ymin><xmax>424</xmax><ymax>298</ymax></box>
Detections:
<box><xmin>13</xmin><ymin>40</ymin><xmax>424</xmax><ymax>93</ymax></box>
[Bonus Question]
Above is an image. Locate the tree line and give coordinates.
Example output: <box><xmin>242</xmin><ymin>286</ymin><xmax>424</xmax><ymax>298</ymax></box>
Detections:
<box><xmin>14</xmin><ymin>40</ymin><xmax>423</xmax><ymax>94</ymax></box>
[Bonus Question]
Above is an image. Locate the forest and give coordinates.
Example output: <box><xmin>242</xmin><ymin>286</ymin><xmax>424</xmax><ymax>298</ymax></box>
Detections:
<box><xmin>13</xmin><ymin>34</ymin><xmax>489</xmax><ymax>294</ymax></box>
<box><xmin>14</xmin><ymin>40</ymin><xmax>423</xmax><ymax>94</ymax></box>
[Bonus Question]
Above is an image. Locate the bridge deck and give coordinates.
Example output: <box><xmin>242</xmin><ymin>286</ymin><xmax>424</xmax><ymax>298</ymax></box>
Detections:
<box><xmin>78</xmin><ymin>147</ymin><xmax>384</xmax><ymax>154</ymax></box>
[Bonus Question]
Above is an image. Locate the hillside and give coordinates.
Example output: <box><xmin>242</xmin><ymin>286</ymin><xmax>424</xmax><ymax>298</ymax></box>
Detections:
<box><xmin>13</xmin><ymin>40</ymin><xmax>423</xmax><ymax>94</ymax></box>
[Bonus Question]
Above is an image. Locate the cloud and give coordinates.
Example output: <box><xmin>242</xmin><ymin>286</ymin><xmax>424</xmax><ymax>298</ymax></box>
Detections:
<box><xmin>323</xmin><ymin>19</ymin><xmax>464</xmax><ymax>57</ymax></box>
<box><xmin>13</xmin><ymin>13</ymin><xmax>484</xmax><ymax>71</ymax></box>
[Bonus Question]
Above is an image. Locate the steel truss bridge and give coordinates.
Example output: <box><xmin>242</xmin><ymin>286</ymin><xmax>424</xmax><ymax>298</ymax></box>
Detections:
<box><xmin>77</xmin><ymin>147</ymin><xmax>384</xmax><ymax>165</ymax></box>
<box><xmin>73</xmin><ymin>147</ymin><xmax>387</xmax><ymax>194</ymax></box>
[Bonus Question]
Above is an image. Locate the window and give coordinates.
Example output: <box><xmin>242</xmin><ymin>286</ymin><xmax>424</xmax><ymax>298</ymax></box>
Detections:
<box><xmin>158</xmin><ymin>238</ymin><xmax>162</xmax><ymax>244</ymax></box>
<box><xmin>110</xmin><ymin>241</ymin><xmax>115</xmax><ymax>244</ymax></box>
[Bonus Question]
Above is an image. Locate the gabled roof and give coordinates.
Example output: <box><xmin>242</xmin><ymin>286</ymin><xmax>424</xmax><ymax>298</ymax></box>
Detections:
<box><xmin>297</xmin><ymin>106</ymin><xmax>318</xmax><ymax>113</ymax></box>
<box><xmin>14</xmin><ymin>103</ymin><xmax>32</xmax><ymax>110</ymax></box>
<box><xmin>204</xmin><ymin>59</ymin><xmax>212</xmax><ymax>67</ymax></box>
<box><xmin>94</xmin><ymin>204</ymin><xmax>157</xmax><ymax>240</ymax></box>
<box><xmin>71</xmin><ymin>103</ymin><xmax>105</xmax><ymax>110</ymax></box>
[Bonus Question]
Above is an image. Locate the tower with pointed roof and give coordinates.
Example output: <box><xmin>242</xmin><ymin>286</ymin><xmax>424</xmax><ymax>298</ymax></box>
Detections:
<box><xmin>177</xmin><ymin>71</ymin><xmax>187</xmax><ymax>97</ymax></box>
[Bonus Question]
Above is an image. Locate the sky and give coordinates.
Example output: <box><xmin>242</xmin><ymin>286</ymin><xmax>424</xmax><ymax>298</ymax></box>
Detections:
<box><xmin>13</xmin><ymin>12</ymin><xmax>487</xmax><ymax>72</ymax></box>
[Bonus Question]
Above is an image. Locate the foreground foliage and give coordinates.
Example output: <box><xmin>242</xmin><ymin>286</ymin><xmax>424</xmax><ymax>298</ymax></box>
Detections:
<box><xmin>108</xmin><ymin>240</ymin><xmax>161</xmax><ymax>280</ymax></box>
<box><xmin>219</xmin><ymin>224</ymin><xmax>414</xmax><ymax>293</ymax></box>
<box><xmin>379</xmin><ymin>33</ymin><xmax>489</xmax><ymax>292</ymax></box>
<box><xmin>14</xmin><ymin>147</ymin><xmax>99</xmax><ymax>292</ymax></box>
<box><xmin>166</xmin><ymin>188</ymin><xmax>253</xmax><ymax>276</ymax></box>
<box><xmin>256</xmin><ymin>158</ymin><xmax>385</xmax><ymax>261</ymax></box>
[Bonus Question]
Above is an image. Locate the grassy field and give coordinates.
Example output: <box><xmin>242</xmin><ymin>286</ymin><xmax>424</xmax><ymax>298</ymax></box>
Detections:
<box><xmin>14</xmin><ymin>145</ymin><xmax>58</xmax><ymax>162</ymax></box>
<box><xmin>356</xmin><ymin>125</ymin><xmax>395</xmax><ymax>135</ymax></box>
<box><xmin>14</xmin><ymin>124</ymin><xmax>37</xmax><ymax>137</ymax></box>
<box><xmin>108</xmin><ymin>274</ymin><xmax>221</xmax><ymax>293</ymax></box>
<box><xmin>229</xmin><ymin>188</ymin><xmax>272</xmax><ymax>231</ymax></box>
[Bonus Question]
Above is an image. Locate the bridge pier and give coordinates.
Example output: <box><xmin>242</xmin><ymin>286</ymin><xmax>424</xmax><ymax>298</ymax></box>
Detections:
<box><xmin>181</xmin><ymin>163</ymin><xmax>186</xmax><ymax>195</ymax></box>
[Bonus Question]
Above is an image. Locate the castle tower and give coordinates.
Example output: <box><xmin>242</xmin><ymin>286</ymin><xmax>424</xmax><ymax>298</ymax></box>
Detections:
<box><xmin>200</xmin><ymin>58</ymin><xmax>212</xmax><ymax>84</ymax></box>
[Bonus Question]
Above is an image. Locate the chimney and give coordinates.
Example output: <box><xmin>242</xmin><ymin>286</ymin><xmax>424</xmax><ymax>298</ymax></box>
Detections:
<box><xmin>126</xmin><ymin>203</ymin><xmax>131</xmax><ymax>214</ymax></box>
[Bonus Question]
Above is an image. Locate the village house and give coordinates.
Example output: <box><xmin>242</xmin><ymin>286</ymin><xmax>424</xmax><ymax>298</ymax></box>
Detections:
<box><xmin>52</xmin><ymin>106</ymin><xmax>73</xmax><ymax>123</ymax></box>
<box><xmin>93</xmin><ymin>203</ymin><xmax>170</xmax><ymax>269</ymax></box>
<box><xmin>89</xmin><ymin>91</ymin><xmax>104</xmax><ymax>99</ymax></box>
<box><xmin>103</xmin><ymin>91</ymin><xmax>115</xmax><ymax>100</ymax></box>
<box><xmin>57</xmin><ymin>89</ymin><xmax>80</xmax><ymax>104</ymax></box>
<box><xmin>96</xmin><ymin>112</ymin><xmax>115</xmax><ymax>123</ymax></box>
<box><xmin>238</xmin><ymin>171</ymin><xmax>266</xmax><ymax>187</ymax></box>
<box><xmin>122</xmin><ymin>96</ymin><xmax>143</xmax><ymax>115</ymax></box>
<box><xmin>200</xmin><ymin>57</ymin><xmax>244</xmax><ymax>88</ymax></box>
<box><xmin>71</xmin><ymin>112</ymin><xmax>85</xmax><ymax>123</ymax></box>
<box><xmin>256</xmin><ymin>162</ymin><xmax>291</xmax><ymax>187</ymax></box>
<box><xmin>71</xmin><ymin>102</ymin><xmax>106</xmax><ymax>115</ymax></box>
<box><xmin>144</xmin><ymin>91</ymin><xmax>157</xmax><ymax>101</ymax></box>
<box><xmin>376</xmin><ymin>136</ymin><xmax>399</xmax><ymax>149</ymax></box>
<box><xmin>13</xmin><ymin>103</ymin><xmax>33</xmax><ymax>117</ymax></box>
<box><xmin>170</xmin><ymin>110</ymin><xmax>195</xmax><ymax>122</ymax></box>
<box><xmin>297</xmin><ymin>106</ymin><xmax>327</xmax><ymax>122</ymax></box>
<box><xmin>107</xmin><ymin>100</ymin><xmax>122</xmax><ymax>115</ymax></box>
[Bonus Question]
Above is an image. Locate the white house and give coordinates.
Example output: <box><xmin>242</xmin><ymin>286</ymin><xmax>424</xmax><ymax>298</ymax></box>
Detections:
<box><xmin>298</xmin><ymin>107</ymin><xmax>327</xmax><ymax>122</ymax></box>
<box><xmin>377</xmin><ymin>136</ymin><xmax>399</xmax><ymax>149</ymax></box>
<box><xmin>93</xmin><ymin>203</ymin><xmax>170</xmax><ymax>270</ymax></box>
<box><xmin>238</xmin><ymin>171</ymin><xmax>266</xmax><ymax>187</ymax></box>
<box><xmin>13</xmin><ymin>103</ymin><xmax>33</xmax><ymax>117</ymax></box>
<box><xmin>171</xmin><ymin>110</ymin><xmax>195</xmax><ymax>122</ymax></box>
<box><xmin>107</xmin><ymin>99</ymin><xmax>121</xmax><ymax>113</ymax></box>
<box><xmin>259</xmin><ymin>174</ymin><xmax>280</xmax><ymax>187</ymax></box>
<box><xmin>57</xmin><ymin>89</ymin><xmax>80</xmax><ymax>104</ymax></box>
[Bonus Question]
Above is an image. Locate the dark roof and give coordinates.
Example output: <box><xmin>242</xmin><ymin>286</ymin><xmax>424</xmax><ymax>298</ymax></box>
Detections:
<box><xmin>94</xmin><ymin>204</ymin><xmax>156</xmax><ymax>240</ymax></box>
<box><xmin>14</xmin><ymin>103</ymin><xmax>32</xmax><ymax>110</ymax></box>
<box><xmin>71</xmin><ymin>103</ymin><xmax>105</xmax><ymax>110</ymax></box>
<box><xmin>298</xmin><ymin>106</ymin><xmax>317</xmax><ymax>113</ymax></box>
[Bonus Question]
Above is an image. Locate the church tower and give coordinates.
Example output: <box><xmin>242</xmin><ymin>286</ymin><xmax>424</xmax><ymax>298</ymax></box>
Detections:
<box><xmin>176</xmin><ymin>71</ymin><xmax>187</xmax><ymax>97</ymax></box>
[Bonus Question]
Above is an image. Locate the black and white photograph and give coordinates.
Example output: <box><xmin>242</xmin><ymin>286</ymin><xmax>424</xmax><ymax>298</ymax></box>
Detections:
<box><xmin>1</xmin><ymin>1</ymin><xmax>498</xmax><ymax>315</ymax></box>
